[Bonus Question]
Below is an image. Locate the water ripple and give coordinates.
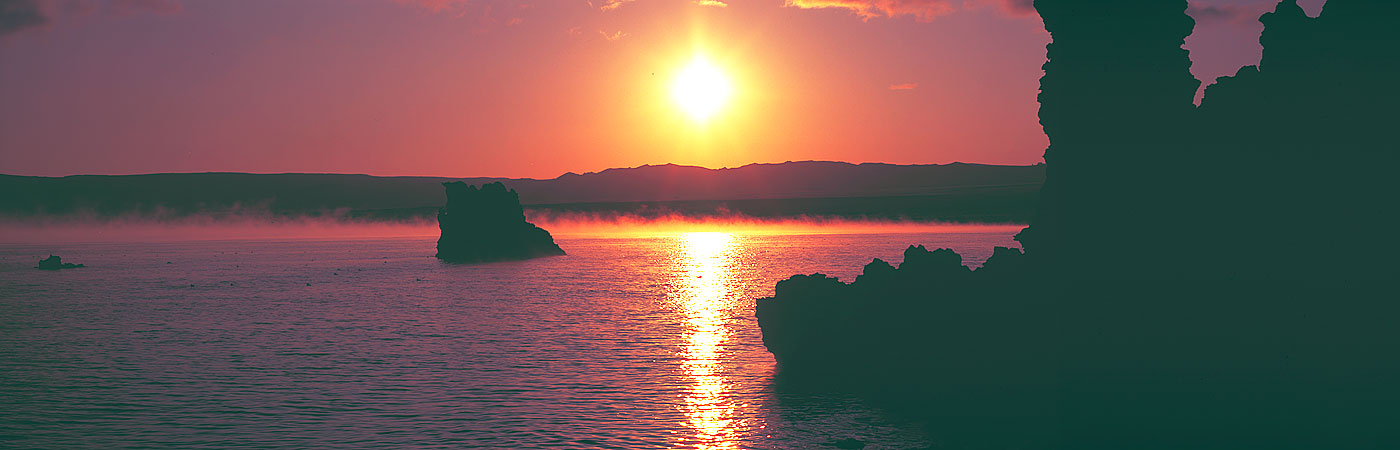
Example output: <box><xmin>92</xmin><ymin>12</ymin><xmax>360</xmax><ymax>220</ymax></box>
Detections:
<box><xmin>0</xmin><ymin>230</ymin><xmax>1019</xmax><ymax>449</ymax></box>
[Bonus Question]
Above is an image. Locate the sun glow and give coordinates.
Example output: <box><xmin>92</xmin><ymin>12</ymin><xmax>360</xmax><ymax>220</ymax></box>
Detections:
<box><xmin>672</xmin><ymin>56</ymin><xmax>733</xmax><ymax>122</ymax></box>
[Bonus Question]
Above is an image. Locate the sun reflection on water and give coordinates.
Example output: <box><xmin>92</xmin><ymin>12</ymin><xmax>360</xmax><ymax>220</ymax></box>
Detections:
<box><xmin>675</xmin><ymin>231</ymin><xmax>740</xmax><ymax>449</ymax></box>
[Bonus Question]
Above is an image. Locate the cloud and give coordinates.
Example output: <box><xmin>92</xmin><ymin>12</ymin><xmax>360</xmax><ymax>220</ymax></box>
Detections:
<box><xmin>784</xmin><ymin>0</ymin><xmax>957</xmax><ymax>22</ymax></box>
<box><xmin>393</xmin><ymin>1</ymin><xmax>538</xmax><ymax>33</ymax></box>
<box><xmin>393</xmin><ymin>0</ymin><xmax>470</xmax><ymax>13</ymax></box>
<box><xmin>1186</xmin><ymin>2</ymin><xmax>1272</xmax><ymax>27</ymax></box>
<box><xmin>0</xmin><ymin>0</ymin><xmax>47</xmax><ymax>36</ymax></box>
<box><xmin>595</xmin><ymin>0</ymin><xmax>635</xmax><ymax>11</ymax></box>
<box><xmin>599</xmin><ymin>29</ymin><xmax>625</xmax><ymax>41</ymax></box>
<box><xmin>784</xmin><ymin>0</ymin><xmax>1038</xmax><ymax>22</ymax></box>
<box><xmin>994</xmin><ymin>0</ymin><xmax>1034</xmax><ymax>16</ymax></box>
<box><xmin>2</xmin><ymin>0</ymin><xmax>186</xmax><ymax>38</ymax></box>
<box><xmin>693</xmin><ymin>0</ymin><xmax>727</xmax><ymax>7</ymax></box>
<box><xmin>107</xmin><ymin>0</ymin><xmax>180</xmax><ymax>15</ymax></box>
<box><xmin>889</xmin><ymin>82</ymin><xmax>918</xmax><ymax>90</ymax></box>
<box><xmin>393</xmin><ymin>0</ymin><xmax>532</xmax><ymax>15</ymax></box>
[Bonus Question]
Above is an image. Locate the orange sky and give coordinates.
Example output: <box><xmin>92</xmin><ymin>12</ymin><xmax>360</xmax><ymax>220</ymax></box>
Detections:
<box><xmin>0</xmin><ymin>0</ymin><xmax>1324</xmax><ymax>178</ymax></box>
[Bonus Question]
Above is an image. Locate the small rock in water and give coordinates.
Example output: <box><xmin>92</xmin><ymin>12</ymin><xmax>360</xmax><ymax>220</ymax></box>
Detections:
<box><xmin>36</xmin><ymin>255</ymin><xmax>84</xmax><ymax>270</ymax></box>
<box><xmin>435</xmin><ymin>181</ymin><xmax>565</xmax><ymax>263</ymax></box>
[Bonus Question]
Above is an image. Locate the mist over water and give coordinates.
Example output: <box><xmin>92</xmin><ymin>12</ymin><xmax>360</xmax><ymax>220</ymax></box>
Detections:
<box><xmin>0</xmin><ymin>228</ymin><xmax>1018</xmax><ymax>449</ymax></box>
<box><xmin>0</xmin><ymin>213</ymin><xmax>1024</xmax><ymax>244</ymax></box>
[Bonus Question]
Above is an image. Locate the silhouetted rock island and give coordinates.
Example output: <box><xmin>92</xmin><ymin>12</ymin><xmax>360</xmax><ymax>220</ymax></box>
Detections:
<box><xmin>36</xmin><ymin>255</ymin><xmax>84</xmax><ymax>270</ymax></box>
<box><xmin>435</xmin><ymin>182</ymin><xmax>564</xmax><ymax>263</ymax></box>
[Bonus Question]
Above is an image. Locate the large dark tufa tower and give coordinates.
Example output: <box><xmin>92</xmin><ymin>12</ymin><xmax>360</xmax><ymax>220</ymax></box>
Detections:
<box><xmin>435</xmin><ymin>182</ymin><xmax>565</xmax><ymax>263</ymax></box>
<box><xmin>1022</xmin><ymin>0</ymin><xmax>1200</xmax><ymax>278</ymax></box>
<box><xmin>1026</xmin><ymin>0</ymin><xmax>1398</xmax><ymax>279</ymax></box>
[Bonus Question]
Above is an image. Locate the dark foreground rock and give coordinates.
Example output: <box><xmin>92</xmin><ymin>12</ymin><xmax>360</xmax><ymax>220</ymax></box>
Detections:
<box><xmin>435</xmin><ymin>182</ymin><xmax>565</xmax><ymax>263</ymax></box>
<box><xmin>35</xmin><ymin>255</ymin><xmax>84</xmax><ymax>270</ymax></box>
<box><xmin>756</xmin><ymin>246</ymin><xmax>1054</xmax><ymax>424</ymax></box>
<box><xmin>756</xmin><ymin>2</ymin><xmax>1399</xmax><ymax>447</ymax></box>
<box><xmin>758</xmin><ymin>247</ymin><xmax>1398</xmax><ymax>449</ymax></box>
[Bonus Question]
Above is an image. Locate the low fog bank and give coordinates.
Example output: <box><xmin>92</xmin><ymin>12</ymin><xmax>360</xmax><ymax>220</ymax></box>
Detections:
<box><xmin>0</xmin><ymin>214</ymin><xmax>439</xmax><ymax>244</ymax></box>
<box><xmin>530</xmin><ymin>211</ymin><xmax>1026</xmax><ymax>237</ymax></box>
<box><xmin>1</xmin><ymin>181</ymin><xmax>1036</xmax><ymax>242</ymax></box>
<box><xmin>0</xmin><ymin>209</ymin><xmax>1025</xmax><ymax>244</ymax></box>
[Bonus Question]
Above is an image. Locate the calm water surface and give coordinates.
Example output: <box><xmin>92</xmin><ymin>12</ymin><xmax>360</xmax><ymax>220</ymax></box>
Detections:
<box><xmin>0</xmin><ymin>228</ymin><xmax>1019</xmax><ymax>449</ymax></box>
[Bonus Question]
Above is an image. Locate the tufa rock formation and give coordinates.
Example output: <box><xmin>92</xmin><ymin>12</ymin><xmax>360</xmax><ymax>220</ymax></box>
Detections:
<box><xmin>35</xmin><ymin>255</ymin><xmax>84</xmax><ymax>270</ymax></box>
<box><xmin>757</xmin><ymin>244</ymin><xmax>1039</xmax><ymax>374</ymax></box>
<box><xmin>435</xmin><ymin>182</ymin><xmax>565</xmax><ymax>263</ymax></box>
<box><xmin>756</xmin><ymin>1</ymin><xmax>1399</xmax><ymax>447</ymax></box>
<box><xmin>1023</xmin><ymin>0</ymin><xmax>1399</xmax><ymax>279</ymax></box>
<box><xmin>1016</xmin><ymin>0</ymin><xmax>1201</xmax><ymax>278</ymax></box>
<box><xmin>756</xmin><ymin>245</ymin><xmax>1054</xmax><ymax>446</ymax></box>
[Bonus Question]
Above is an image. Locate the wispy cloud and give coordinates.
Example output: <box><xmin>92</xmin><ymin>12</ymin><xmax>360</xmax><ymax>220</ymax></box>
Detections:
<box><xmin>994</xmin><ymin>0</ymin><xmax>1034</xmax><ymax>16</ymax></box>
<box><xmin>889</xmin><ymin>82</ymin><xmax>918</xmax><ymax>90</ymax></box>
<box><xmin>1186</xmin><ymin>2</ymin><xmax>1273</xmax><ymax>27</ymax></box>
<box><xmin>593</xmin><ymin>0</ymin><xmax>635</xmax><ymax>12</ymax></box>
<box><xmin>392</xmin><ymin>0</ymin><xmax>539</xmax><ymax>34</ymax></box>
<box><xmin>784</xmin><ymin>0</ymin><xmax>958</xmax><ymax>22</ymax></box>
<box><xmin>0</xmin><ymin>0</ymin><xmax>48</xmax><ymax>37</ymax></box>
<box><xmin>108</xmin><ymin>0</ymin><xmax>182</xmax><ymax>15</ymax></box>
<box><xmin>783</xmin><ymin>0</ymin><xmax>1037</xmax><ymax>22</ymax></box>
<box><xmin>1</xmin><ymin>0</ymin><xmax>184</xmax><ymax>38</ymax></box>
<box><xmin>599</xmin><ymin>29</ymin><xmax>625</xmax><ymax>41</ymax></box>
<box><xmin>693</xmin><ymin>0</ymin><xmax>727</xmax><ymax>7</ymax></box>
<box><xmin>393</xmin><ymin>0</ymin><xmax>532</xmax><ymax>16</ymax></box>
<box><xmin>392</xmin><ymin>0</ymin><xmax>470</xmax><ymax>13</ymax></box>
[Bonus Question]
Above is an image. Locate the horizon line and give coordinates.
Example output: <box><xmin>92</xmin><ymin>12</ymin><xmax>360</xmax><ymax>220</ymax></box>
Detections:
<box><xmin>0</xmin><ymin>159</ymin><xmax>1046</xmax><ymax>181</ymax></box>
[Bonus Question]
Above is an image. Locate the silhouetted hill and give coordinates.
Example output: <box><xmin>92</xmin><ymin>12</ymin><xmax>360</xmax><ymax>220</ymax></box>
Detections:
<box><xmin>0</xmin><ymin>161</ymin><xmax>1043</xmax><ymax>222</ymax></box>
<box><xmin>538</xmin><ymin>161</ymin><xmax>1042</xmax><ymax>203</ymax></box>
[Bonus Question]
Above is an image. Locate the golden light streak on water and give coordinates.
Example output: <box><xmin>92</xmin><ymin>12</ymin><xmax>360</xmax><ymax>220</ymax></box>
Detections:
<box><xmin>675</xmin><ymin>232</ymin><xmax>740</xmax><ymax>449</ymax></box>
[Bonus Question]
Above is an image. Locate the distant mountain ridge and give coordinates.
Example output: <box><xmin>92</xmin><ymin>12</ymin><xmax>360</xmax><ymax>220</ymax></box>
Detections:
<box><xmin>0</xmin><ymin>161</ymin><xmax>1044</xmax><ymax>220</ymax></box>
<box><xmin>529</xmin><ymin>161</ymin><xmax>1042</xmax><ymax>203</ymax></box>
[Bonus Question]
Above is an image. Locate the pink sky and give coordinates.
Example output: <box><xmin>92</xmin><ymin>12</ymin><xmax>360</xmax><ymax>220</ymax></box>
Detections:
<box><xmin>0</xmin><ymin>0</ymin><xmax>1324</xmax><ymax>178</ymax></box>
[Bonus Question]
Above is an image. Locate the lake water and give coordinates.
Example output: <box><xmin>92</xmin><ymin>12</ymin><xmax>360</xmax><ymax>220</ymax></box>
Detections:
<box><xmin>0</xmin><ymin>227</ymin><xmax>1021</xmax><ymax>449</ymax></box>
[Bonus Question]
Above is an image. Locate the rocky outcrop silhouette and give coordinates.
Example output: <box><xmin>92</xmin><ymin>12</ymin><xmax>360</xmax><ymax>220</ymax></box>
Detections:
<box><xmin>757</xmin><ymin>1</ymin><xmax>1399</xmax><ymax>447</ymax></box>
<box><xmin>757</xmin><ymin>244</ymin><xmax>1042</xmax><ymax>371</ymax></box>
<box><xmin>1017</xmin><ymin>0</ymin><xmax>1201</xmax><ymax>278</ymax></box>
<box><xmin>1023</xmin><ymin>0</ymin><xmax>1399</xmax><ymax>279</ymax></box>
<box><xmin>757</xmin><ymin>245</ymin><xmax>1056</xmax><ymax>445</ymax></box>
<box><xmin>1185</xmin><ymin>0</ymin><xmax>1400</xmax><ymax>279</ymax></box>
<box><xmin>35</xmin><ymin>255</ymin><xmax>83</xmax><ymax>270</ymax></box>
<box><xmin>435</xmin><ymin>182</ymin><xmax>564</xmax><ymax>263</ymax></box>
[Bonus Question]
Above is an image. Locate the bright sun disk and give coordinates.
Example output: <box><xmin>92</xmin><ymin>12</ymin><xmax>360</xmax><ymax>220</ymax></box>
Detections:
<box><xmin>672</xmin><ymin>57</ymin><xmax>732</xmax><ymax>122</ymax></box>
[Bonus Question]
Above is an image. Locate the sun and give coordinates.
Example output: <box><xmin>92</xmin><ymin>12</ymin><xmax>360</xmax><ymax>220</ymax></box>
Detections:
<box><xmin>672</xmin><ymin>56</ymin><xmax>733</xmax><ymax>122</ymax></box>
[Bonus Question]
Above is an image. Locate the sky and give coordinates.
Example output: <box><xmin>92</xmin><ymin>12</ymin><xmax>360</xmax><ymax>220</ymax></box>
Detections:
<box><xmin>0</xmin><ymin>0</ymin><xmax>1325</xmax><ymax>178</ymax></box>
